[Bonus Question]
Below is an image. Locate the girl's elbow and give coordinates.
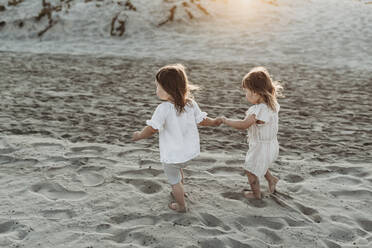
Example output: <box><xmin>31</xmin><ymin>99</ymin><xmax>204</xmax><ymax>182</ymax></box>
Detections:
<box><xmin>151</xmin><ymin>129</ymin><xmax>158</xmax><ymax>135</ymax></box>
<box><xmin>147</xmin><ymin>126</ymin><xmax>158</xmax><ymax>135</ymax></box>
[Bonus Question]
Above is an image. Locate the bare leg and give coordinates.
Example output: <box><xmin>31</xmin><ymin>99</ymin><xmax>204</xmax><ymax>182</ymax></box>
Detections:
<box><xmin>169</xmin><ymin>183</ymin><xmax>187</xmax><ymax>212</ymax></box>
<box><xmin>170</xmin><ymin>169</ymin><xmax>187</xmax><ymax>198</ymax></box>
<box><xmin>180</xmin><ymin>168</ymin><xmax>184</xmax><ymax>185</ymax></box>
<box><xmin>244</xmin><ymin>171</ymin><xmax>261</xmax><ymax>199</ymax></box>
<box><xmin>264</xmin><ymin>170</ymin><xmax>279</xmax><ymax>194</ymax></box>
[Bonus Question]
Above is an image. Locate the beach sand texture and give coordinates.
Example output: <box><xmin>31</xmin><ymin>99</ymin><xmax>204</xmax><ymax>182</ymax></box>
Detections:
<box><xmin>0</xmin><ymin>52</ymin><xmax>371</xmax><ymax>247</ymax></box>
<box><xmin>1</xmin><ymin>0</ymin><xmax>372</xmax><ymax>247</ymax></box>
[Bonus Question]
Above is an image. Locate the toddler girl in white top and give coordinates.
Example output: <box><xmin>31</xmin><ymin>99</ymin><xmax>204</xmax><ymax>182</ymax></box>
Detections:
<box><xmin>132</xmin><ymin>64</ymin><xmax>222</xmax><ymax>212</ymax></box>
<box><xmin>222</xmin><ymin>67</ymin><xmax>283</xmax><ymax>199</ymax></box>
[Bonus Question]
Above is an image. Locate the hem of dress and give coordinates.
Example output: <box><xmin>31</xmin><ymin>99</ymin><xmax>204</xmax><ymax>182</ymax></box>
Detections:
<box><xmin>243</xmin><ymin>167</ymin><xmax>267</xmax><ymax>178</ymax></box>
<box><xmin>160</xmin><ymin>151</ymin><xmax>200</xmax><ymax>164</ymax></box>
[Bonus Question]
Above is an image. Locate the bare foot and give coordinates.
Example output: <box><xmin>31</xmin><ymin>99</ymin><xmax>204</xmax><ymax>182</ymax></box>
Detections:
<box><xmin>268</xmin><ymin>177</ymin><xmax>279</xmax><ymax>194</ymax></box>
<box><xmin>243</xmin><ymin>191</ymin><xmax>261</xmax><ymax>199</ymax></box>
<box><xmin>168</xmin><ymin>202</ymin><xmax>186</xmax><ymax>213</ymax></box>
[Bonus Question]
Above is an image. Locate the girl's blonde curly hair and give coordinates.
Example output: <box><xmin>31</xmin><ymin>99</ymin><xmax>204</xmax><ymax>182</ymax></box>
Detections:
<box><xmin>242</xmin><ymin>67</ymin><xmax>283</xmax><ymax>112</ymax></box>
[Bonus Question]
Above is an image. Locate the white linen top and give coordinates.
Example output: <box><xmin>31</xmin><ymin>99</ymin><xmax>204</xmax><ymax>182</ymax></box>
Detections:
<box><xmin>146</xmin><ymin>99</ymin><xmax>207</xmax><ymax>164</ymax></box>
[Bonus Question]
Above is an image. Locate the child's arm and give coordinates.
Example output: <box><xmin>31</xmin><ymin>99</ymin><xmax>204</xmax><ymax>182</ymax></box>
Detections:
<box><xmin>199</xmin><ymin>117</ymin><xmax>223</xmax><ymax>127</ymax></box>
<box><xmin>222</xmin><ymin>114</ymin><xmax>256</xmax><ymax>130</ymax></box>
<box><xmin>132</xmin><ymin>126</ymin><xmax>158</xmax><ymax>141</ymax></box>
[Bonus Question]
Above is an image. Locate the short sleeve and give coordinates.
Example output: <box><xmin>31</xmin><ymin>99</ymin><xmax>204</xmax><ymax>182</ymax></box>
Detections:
<box><xmin>248</xmin><ymin>104</ymin><xmax>271</xmax><ymax>123</ymax></box>
<box><xmin>192</xmin><ymin>100</ymin><xmax>208</xmax><ymax>124</ymax></box>
<box><xmin>146</xmin><ymin>103</ymin><xmax>170</xmax><ymax>131</ymax></box>
<box><xmin>246</xmin><ymin>105</ymin><xmax>255</xmax><ymax>116</ymax></box>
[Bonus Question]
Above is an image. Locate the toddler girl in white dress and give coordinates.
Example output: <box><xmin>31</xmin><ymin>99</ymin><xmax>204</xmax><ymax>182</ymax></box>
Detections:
<box><xmin>132</xmin><ymin>64</ymin><xmax>222</xmax><ymax>212</ymax></box>
<box><xmin>222</xmin><ymin>67</ymin><xmax>283</xmax><ymax>199</ymax></box>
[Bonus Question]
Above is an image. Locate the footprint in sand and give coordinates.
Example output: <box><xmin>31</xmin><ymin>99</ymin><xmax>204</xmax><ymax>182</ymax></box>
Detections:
<box><xmin>87</xmin><ymin>157</ymin><xmax>117</xmax><ymax>166</ymax></box>
<box><xmin>97</xmin><ymin>224</ymin><xmax>137</xmax><ymax>243</ymax></box>
<box><xmin>110</xmin><ymin>213</ymin><xmax>159</xmax><ymax>227</ymax></box>
<box><xmin>96</xmin><ymin>223</ymin><xmax>112</xmax><ymax>232</ymax></box>
<box><xmin>191</xmin><ymin>225</ymin><xmax>229</xmax><ymax>236</ymax></box>
<box><xmin>207</xmin><ymin>166</ymin><xmax>245</xmax><ymax>177</ymax></box>
<box><xmin>327</xmin><ymin>225</ymin><xmax>356</xmax><ymax>243</ymax></box>
<box><xmin>199</xmin><ymin>212</ymin><xmax>231</xmax><ymax>231</ymax></box>
<box><xmin>328</xmin><ymin>176</ymin><xmax>361</xmax><ymax>185</ymax></box>
<box><xmin>32</xmin><ymin>142</ymin><xmax>65</xmax><ymax>154</ymax></box>
<box><xmin>236</xmin><ymin>215</ymin><xmax>285</xmax><ymax>231</ymax></box>
<box><xmin>294</xmin><ymin>202</ymin><xmax>322</xmax><ymax>223</ymax></box>
<box><xmin>198</xmin><ymin>238</ymin><xmax>226</xmax><ymax>248</ymax></box>
<box><xmin>322</xmin><ymin>239</ymin><xmax>342</xmax><ymax>248</ymax></box>
<box><xmin>45</xmin><ymin>166</ymin><xmax>69</xmax><ymax>179</ymax></box>
<box><xmin>124</xmin><ymin>179</ymin><xmax>162</xmax><ymax>194</ymax></box>
<box><xmin>283</xmin><ymin>174</ymin><xmax>304</xmax><ymax>183</ymax></box>
<box><xmin>109</xmin><ymin>229</ymin><xmax>157</xmax><ymax>245</ymax></box>
<box><xmin>68</xmin><ymin>157</ymin><xmax>116</xmax><ymax>168</ymax></box>
<box><xmin>172</xmin><ymin>215</ymin><xmax>200</xmax><ymax>227</ymax></box>
<box><xmin>356</xmin><ymin>219</ymin><xmax>372</xmax><ymax>232</ymax></box>
<box><xmin>30</xmin><ymin>182</ymin><xmax>87</xmax><ymax>200</ymax></box>
<box><xmin>119</xmin><ymin>168</ymin><xmax>163</xmax><ymax>178</ymax></box>
<box><xmin>99</xmin><ymin>214</ymin><xmax>171</xmax><ymax>244</ymax></box>
<box><xmin>0</xmin><ymin>220</ymin><xmax>29</xmax><ymax>240</ymax></box>
<box><xmin>98</xmin><ymin>217</ymin><xmax>158</xmax><ymax>245</ymax></box>
<box><xmin>225</xmin><ymin>159</ymin><xmax>245</xmax><ymax>166</ymax></box>
<box><xmin>330</xmin><ymin>189</ymin><xmax>372</xmax><ymax>200</ymax></box>
<box><xmin>12</xmin><ymin>158</ymin><xmax>39</xmax><ymax>168</ymax></box>
<box><xmin>69</xmin><ymin>146</ymin><xmax>107</xmax><ymax>155</ymax></box>
<box><xmin>0</xmin><ymin>156</ymin><xmax>38</xmax><ymax>168</ymax></box>
<box><xmin>41</xmin><ymin>209</ymin><xmax>76</xmax><ymax>220</ymax></box>
<box><xmin>221</xmin><ymin>191</ymin><xmax>244</xmax><ymax>201</ymax></box>
<box><xmin>227</xmin><ymin>237</ymin><xmax>256</xmax><ymax>248</ymax></box>
<box><xmin>282</xmin><ymin>216</ymin><xmax>307</xmax><ymax>227</ymax></box>
<box><xmin>257</xmin><ymin>227</ymin><xmax>284</xmax><ymax>245</ymax></box>
<box><xmin>77</xmin><ymin>166</ymin><xmax>105</xmax><ymax>187</ymax></box>
<box><xmin>137</xmin><ymin>159</ymin><xmax>161</xmax><ymax>167</ymax></box>
<box><xmin>221</xmin><ymin>191</ymin><xmax>268</xmax><ymax>208</ymax></box>
<box><xmin>310</xmin><ymin>169</ymin><xmax>332</xmax><ymax>177</ymax></box>
<box><xmin>192</xmin><ymin>157</ymin><xmax>217</xmax><ymax>166</ymax></box>
<box><xmin>118</xmin><ymin>148</ymin><xmax>155</xmax><ymax>157</ymax></box>
<box><xmin>326</xmin><ymin>165</ymin><xmax>370</xmax><ymax>178</ymax></box>
<box><xmin>0</xmin><ymin>147</ymin><xmax>16</xmax><ymax>154</ymax></box>
<box><xmin>0</xmin><ymin>155</ymin><xmax>13</xmax><ymax>164</ymax></box>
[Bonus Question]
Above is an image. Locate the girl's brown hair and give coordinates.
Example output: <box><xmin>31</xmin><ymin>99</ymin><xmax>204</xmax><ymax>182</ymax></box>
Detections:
<box><xmin>155</xmin><ymin>64</ymin><xmax>197</xmax><ymax>114</ymax></box>
<box><xmin>242</xmin><ymin>67</ymin><xmax>283</xmax><ymax>112</ymax></box>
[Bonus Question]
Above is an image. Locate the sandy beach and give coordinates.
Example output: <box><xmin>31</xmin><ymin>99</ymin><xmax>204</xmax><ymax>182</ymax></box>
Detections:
<box><xmin>0</xmin><ymin>51</ymin><xmax>371</xmax><ymax>247</ymax></box>
<box><xmin>1</xmin><ymin>0</ymin><xmax>372</xmax><ymax>247</ymax></box>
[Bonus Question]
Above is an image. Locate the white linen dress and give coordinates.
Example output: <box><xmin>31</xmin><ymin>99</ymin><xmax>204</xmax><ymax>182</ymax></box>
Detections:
<box><xmin>244</xmin><ymin>103</ymin><xmax>280</xmax><ymax>177</ymax></box>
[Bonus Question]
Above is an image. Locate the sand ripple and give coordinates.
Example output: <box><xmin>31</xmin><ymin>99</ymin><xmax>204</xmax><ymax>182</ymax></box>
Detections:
<box><xmin>0</xmin><ymin>53</ymin><xmax>371</xmax><ymax>247</ymax></box>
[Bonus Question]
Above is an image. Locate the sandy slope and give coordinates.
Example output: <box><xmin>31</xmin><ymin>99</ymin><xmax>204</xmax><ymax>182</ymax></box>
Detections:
<box><xmin>0</xmin><ymin>52</ymin><xmax>371</xmax><ymax>247</ymax></box>
<box><xmin>0</xmin><ymin>0</ymin><xmax>371</xmax><ymax>70</ymax></box>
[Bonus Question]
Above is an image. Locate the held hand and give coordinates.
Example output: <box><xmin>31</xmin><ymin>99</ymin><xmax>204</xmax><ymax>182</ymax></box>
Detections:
<box><xmin>214</xmin><ymin>117</ymin><xmax>223</xmax><ymax>126</ymax></box>
<box><xmin>132</xmin><ymin>131</ymin><xmax>141</xmax><ymax>141</ymax></box>
<box><xmin>220</xmin><ymin>116</ymin><xmax>227</xmax><ymax>125</ymax></box>
<box><xmin>247</xmin><ymin>114</ymin><xmax>258</xmax><ymax>124</ymax></box>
